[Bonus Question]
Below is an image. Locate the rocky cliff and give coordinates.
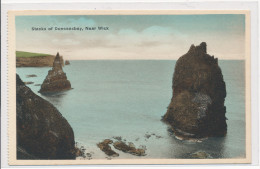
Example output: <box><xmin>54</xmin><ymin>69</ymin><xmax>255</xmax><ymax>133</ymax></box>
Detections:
<box><xmin>16</xmin><ymin>74</ymin><xmax>76</xmax><ymax>159</ymax></box>
<box><xmin>163</xmin><ymin>42</ymin><xmax>227</xmax><ymax>139</ymax></box>
<box><xmin>39</xmin><ymin>52</ymin><xmax>71</xmax><ymax>93</ymax></box>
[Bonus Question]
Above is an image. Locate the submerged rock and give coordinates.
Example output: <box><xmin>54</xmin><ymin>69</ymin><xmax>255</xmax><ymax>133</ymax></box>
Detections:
<box><xmin>23</xmin><ymin>81</ymin><xmax>34</xmax><ymax>85</ymax></box>
<box><xmin>163</xmin><ymin>42</ymin><xmax>227</xmax><ymax>139</ymax></box>
<box><xmin>113</xmin><ymin>141</ymin><xmax>146</xmax><ymax>156</ymax></box>
<box><xmin>97</xmin><ymin>139</ymin><xmax>119</xmax><ymax>157</ymax></box>
<box><xmin>16</xmin><ymin>74</ymin><xmax>76</xmax><ymax>159</ymax></box>
<box><xmin>39</xmin><ymin>52</ymin><xmax>71</xmax><ymax>93</ymax></box>
<box><xmin>26</xmin><ymin>74</ymin><xmax>37</xmax><ymax>78</ymax></box>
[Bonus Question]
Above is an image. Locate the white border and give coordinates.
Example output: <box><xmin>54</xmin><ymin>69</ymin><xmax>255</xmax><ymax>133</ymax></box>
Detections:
<box><xmin>1</xmin><ymin>1</ymin><xmax>259</xmax><ymax>168</ymax></box>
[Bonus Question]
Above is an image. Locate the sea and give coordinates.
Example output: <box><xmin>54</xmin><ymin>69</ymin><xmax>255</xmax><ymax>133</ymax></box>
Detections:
<box><xmin>17</xmin><ymin>60</ymin><xmax>245</xmax><ymax>159</ymax></box>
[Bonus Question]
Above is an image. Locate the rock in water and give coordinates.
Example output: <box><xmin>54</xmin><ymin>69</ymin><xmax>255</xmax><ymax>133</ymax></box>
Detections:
<box><xmin>39</xmin><ymin>52</ymin><xmax>71</xmax><ymax>93</ymax></box>
<box><xmin>97</xmin><ymin>139</ymin><xmax>119</xmax><ymax>157</ymax></box>
<box><xmin>26</xmin><ymin>74</ymin><xmax>37</xmax><ymax>78</ymax></box>
<box><xmin>113</xmin><ymin>141</ymin><xmax>146</xmax><ymax>156</ymax></box>
<box><xmin>163</xmin><ymin>42</ymin><xmax>227</xmax><ymax>139</ymax></box>
<box><xmin>16</xmin><ymin>74</ymin><xmax>76</xmax><ymax>159</ymax></box>
<box><xmin>65</xmin><ymin>60</ymin><xmax>70</xmax><ymax>65</ymax></box>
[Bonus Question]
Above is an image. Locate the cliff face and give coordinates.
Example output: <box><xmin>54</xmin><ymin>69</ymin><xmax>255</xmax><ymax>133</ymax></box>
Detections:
<box><xmin>39</xmin><ymin>53</ymin><xmax>71</xmax><ymax>93</ymax></box>
<box><xmin>163</xmin><ymin>42</ymin><xmax>227</xmax><ymax>139</ymax></box>
<box><xmin>16</xmin><ymin>74</ymin><xmax>76</xmax><ymax>159</ymax></box>
<box><xmin>16</xmin><ymin>55</ymin><xmax>64</xmax><ymax>67</ymax></box>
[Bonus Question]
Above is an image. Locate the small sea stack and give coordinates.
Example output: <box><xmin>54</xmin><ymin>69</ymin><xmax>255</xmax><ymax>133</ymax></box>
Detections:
<box><xmin>65</xmin><ymin>60</ymin><xmax>70</xmax><ymax>65</ymax></box>
<box><xmin>163</xmin><ymin>42</ymin><xmax>227</xmax><ymax>139</ymax></box>
<box><xmin>39</xmin><ymin>52</ymin><xmax>71</xmax><ymax>93</ymax></box>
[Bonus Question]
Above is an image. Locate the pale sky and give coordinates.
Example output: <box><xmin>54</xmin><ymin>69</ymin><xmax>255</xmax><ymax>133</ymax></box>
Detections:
<box><xmin>16</xmin><ymin>14</ymin><xmax>245</xmax><ymax>60</ymax></box>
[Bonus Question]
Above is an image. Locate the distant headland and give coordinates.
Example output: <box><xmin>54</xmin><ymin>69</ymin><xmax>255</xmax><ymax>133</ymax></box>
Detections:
<box><xmin>16</xmin><ymin>51</ymin><xmax>64</xmax><ymax>67</ymax></box>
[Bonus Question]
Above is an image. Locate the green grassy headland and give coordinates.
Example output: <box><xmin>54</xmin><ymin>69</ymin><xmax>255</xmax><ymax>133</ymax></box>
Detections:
<box><xmin>16</xmin><ymin>51</ymin><xmax>51</xmax><ymax>58</ymax></box>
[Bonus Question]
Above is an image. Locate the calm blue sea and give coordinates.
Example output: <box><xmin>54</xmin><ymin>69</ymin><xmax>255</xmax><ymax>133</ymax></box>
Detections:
<box><xmin>17</xmin><ymin>60</ymin><xmax>245</xmax><ymax>159</ymax></box>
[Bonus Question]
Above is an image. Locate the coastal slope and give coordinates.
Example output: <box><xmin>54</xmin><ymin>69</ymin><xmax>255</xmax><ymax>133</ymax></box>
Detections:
<box><xmin>16</xmin><ymin>74</ymin><xmax>76</xmax><ymax>159</ymax></box>
<box><xmin>163</xmin><ymin>42</ymin><xmax>227</xmax><ymax>139</ymax></box>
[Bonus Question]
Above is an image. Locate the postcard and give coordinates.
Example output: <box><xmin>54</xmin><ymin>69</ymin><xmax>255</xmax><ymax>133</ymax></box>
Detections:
<box><xmin>8</xmin><ymin>10</ymin><xmax>251</xmax><ymax>165</ymax></box>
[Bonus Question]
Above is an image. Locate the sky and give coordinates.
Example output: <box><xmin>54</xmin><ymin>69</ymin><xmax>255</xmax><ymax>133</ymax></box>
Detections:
<box><xmin>15</xmin><ymin>14</ymin><xmax>245</xmax><ymax>60</ymax></box>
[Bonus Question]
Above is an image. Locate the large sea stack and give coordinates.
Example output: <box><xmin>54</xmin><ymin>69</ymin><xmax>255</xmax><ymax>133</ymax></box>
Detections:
<box><xmin>39</xmin><ymin>52</ymin><xmax>71</xmax><ymax>93</ymax></box>
<box><xmin>16</xmin><ymin>74</ymin><xmax>76</xmax><ymax>159</ymax></box>
<box><xmin>163</xmin><ymin>42</ymin><xmax>227</xmax><ymax>139</ymax></box>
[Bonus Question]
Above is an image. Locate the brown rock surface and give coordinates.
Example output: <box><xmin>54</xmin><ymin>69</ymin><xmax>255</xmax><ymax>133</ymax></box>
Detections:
<box><xmin>113</xmin><ymin>141</ymin><xmax>146</xmax><ymax>156</ymax></box>
<box><xmin>60</xmin><ymin>56</ymin><xmax>65</xmax><ymax>66</ymax></box>
<box><xmin>39</xmin><ymin>52</ymin><xmax>71</xmax><ymax>93</ymax></box>
<box><xmin>163</xmin><ymin>42</ymin><xmax>227</xmax><ymax>139</ymax></box>
<box><xmin>16</xmin><ymin>74</ymin><xmax>76</xmax><ymax>159</ymax></box>
<box><xmin>97</xmin><ymin>139</ymin><xmax>119</xmax><ymax>157</ymax></box>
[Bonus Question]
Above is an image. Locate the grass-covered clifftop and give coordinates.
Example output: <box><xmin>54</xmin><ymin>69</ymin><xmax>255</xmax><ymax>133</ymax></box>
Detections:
<box><xmin>16</xmin><ymin>51</ymin><xmax>51</xmax><ymax>58</ymax></box>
